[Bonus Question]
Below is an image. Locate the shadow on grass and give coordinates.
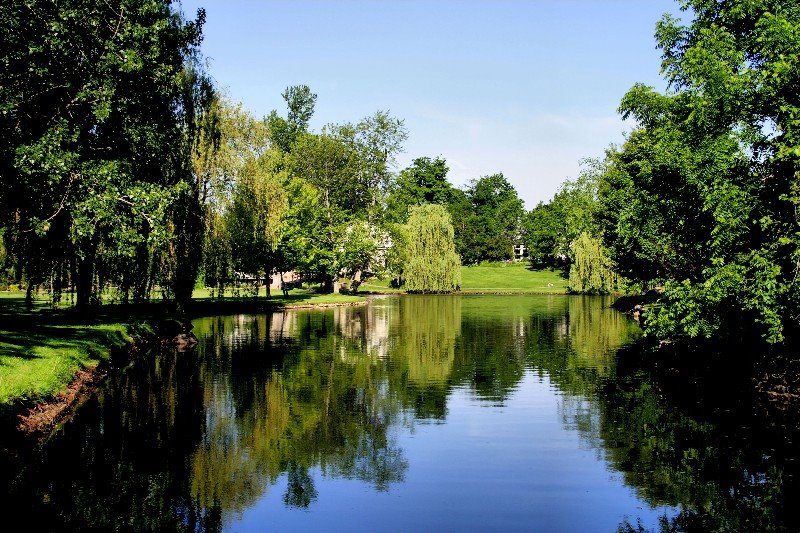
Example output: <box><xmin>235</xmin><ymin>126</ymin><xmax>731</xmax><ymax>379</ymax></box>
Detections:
<box><xmin>0</xmin><ymin>305</ymin><xmax>132</xmax><ymax>364</ymax></box>
<box><xmin>1</xmin><ymin>329</ymin><xmax>104</xmax><ymax>360</ymax></box>
<box><xmin>524</xmin><ymin>263</ymin><xmax>569</xmax><ymax>278</ymax></box>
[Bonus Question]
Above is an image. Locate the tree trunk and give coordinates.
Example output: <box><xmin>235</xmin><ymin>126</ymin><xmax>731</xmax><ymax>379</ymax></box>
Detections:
<box><xmin>25</xmin><ymin>283</ymin><xmax>34</xmax><ymax>309</ymax></box>
<box><xmin>321</xmin><ymin>275</ymin><xmax>334</xmax><ymax>294</ymax></box>
<box><xmin>76</xmin><ymin>253</ymin><xmax>94</xmax><ymax>310</ymax></box>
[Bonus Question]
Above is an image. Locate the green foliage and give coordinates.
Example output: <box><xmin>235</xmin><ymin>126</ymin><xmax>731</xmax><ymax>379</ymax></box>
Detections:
<box><xmin>287</xmin><ymin>132</ymin><xmax>361</xmax><ymax>289</ymax></box>
<box><xmin>523</xmin><ymin>160</ymin><xmax>602</xmax><ymax>269</ymax></box>
<box><xmin>282</xmin><ymin>111</ymin><xmax>406</xmax><ymax>290</ymax></box>
<box><xmin>0</xmin><ymin>0</ymin><xmax>215</xmax><ymax>308</ymax></box>
<box><xmin>339</xmin><ymin>221</ymin><xmax>380</xmax><ymax>285</ymax></box>
<box><xmin>457</xmin><ymin>173</ymin><xmax>524</xmax><ymax>264</ymax></box>
<box><xmin>403</xmin><ymin>204</ymin><xmax>461</xmax><ymax>293</ymax></box>
<box><xmin>383</xmin><ymin>223</ymin><xmax>410</xmax><ymax>286</ymax></box>
<box><xmin>568</xmin><ymin>232</ymin><xmax>617</xmax><ymax>294</ymax></box>
<box><xmin>386</xmin><ymin>157</ymin><xmax>454</xmax><ymax>223</ymax></box>
<box><xmin>228</xmin><ymin>151</ymin><xmax>290</xmax><ymax>277</ymax></box>
<box><xmin>597</xmin><ymin>0</ymin><xmax>800</xmax><ymax>343</ymax></box>
<box><xmin>333</xmin><ymin>111</ymin><xmax>408</xmax><ymax>219</ymax></box>
<box><xmin>266</xmin><ymin>85</ymin><xmax>317</xmax><ymax>153</ymax></box>
<box><xmin>193</xmin><ymin>96</ymin><xmax>270</xmax><ymax>208</ymax></box>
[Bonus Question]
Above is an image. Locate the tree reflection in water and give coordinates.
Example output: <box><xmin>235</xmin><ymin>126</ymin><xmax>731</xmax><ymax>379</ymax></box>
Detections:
<box><xmin>0</xmin><ymin>295</ymin><xmax>797</xmax><ymax>532</ymax></box>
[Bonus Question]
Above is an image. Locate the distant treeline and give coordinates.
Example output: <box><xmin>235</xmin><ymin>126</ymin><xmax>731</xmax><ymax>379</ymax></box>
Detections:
<box><xmin>0</xmin><ymin>0</ymin><xmax>530</xmax><ymax>304</ymax></box>
<box><xmin>2</xmin><ymin>0</ymin><xmax>799</xmax><ymax>347</ymax></box>
<box><xmin>528</xmin><ymin>1</ymin><xmax>800</xmax><ymax>346</ymax></box>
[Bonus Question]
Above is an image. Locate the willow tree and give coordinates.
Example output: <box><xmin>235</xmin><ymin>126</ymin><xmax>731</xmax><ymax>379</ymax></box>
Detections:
<box><xmin>568</xmin><ymin>232</ymin><xmax>616</xmax><ymax>294</ymax></box>
<box><xmin>403</xmin><ymin>204</ymin><xmax>461</xmax><ymax>293</ymax></box>
<box><xmin>195</xmin><ymin>98</ymin><xmax>272</xmax><ymax>297</ymax></box>
<box><xmin>227</xmin><ymin>150</ymin><xmax>290</xmax><ymax>297</ymax></box>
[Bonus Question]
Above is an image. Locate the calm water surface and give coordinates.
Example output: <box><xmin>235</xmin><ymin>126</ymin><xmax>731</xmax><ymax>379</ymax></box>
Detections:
<box><xmin>2</xmin><ymin>295</ymin><xmax>798</xmax><ymax>531</ymax></box>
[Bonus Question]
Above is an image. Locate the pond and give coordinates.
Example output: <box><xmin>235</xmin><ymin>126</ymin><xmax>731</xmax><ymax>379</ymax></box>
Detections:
<box><xmin>1</xmin><ymin>295</ymin><xmax>798</xmax><ymax>531</ymax></box>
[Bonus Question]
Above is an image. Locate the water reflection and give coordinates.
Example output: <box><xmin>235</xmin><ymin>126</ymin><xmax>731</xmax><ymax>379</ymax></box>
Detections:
<box><xmin>190</xmin><ymin>311</ymin><xmax>408</xmax><ymax>517</ymax></box>
<box><xmin>0</xmin><ymin>296</ymin><xmax>797</xmax><ymax>531</ymax></box>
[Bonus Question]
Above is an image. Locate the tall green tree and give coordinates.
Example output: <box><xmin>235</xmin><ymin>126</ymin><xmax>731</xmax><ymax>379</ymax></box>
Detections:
<box><xmin>288</xmin><ymin>132</ymin><xmax>362</xmax><ymax>291</ymax></box>
<box><xmin>195</xmin><ymin>97</ymin><xmax>273</xmax><ymax>296</ymax></box>
<box><xmin>403</xmin><ymin>204</ymin><xmax>461</xmax><ymax>293</ymax></box>
<box><xmin>333</xmin><ymin>111</ymin><xmax>408</xmax><ymax>220</ymax></box>
<box><xmin>266</xmin><ymin>85</ymin><xmax>317</xmax><ymax>153</ymax></box>
<box><xmin>598</xmin><ymin>0</ymin><xmax>800</xmax><ymax>343</ymax></box>
<box><xmin>458</xmin><ymin>174</ymin><xmax>524</xmax><ymax>264</ymax></box>
<box><xmin>386</xmin><ymin>157</ymin><xmax>454</xmax><ymax>223</ymax></box>
<box><xmin>0</xmin><ymin>0</ymin><xmax>214</xmax><ymax>309</ymax></box>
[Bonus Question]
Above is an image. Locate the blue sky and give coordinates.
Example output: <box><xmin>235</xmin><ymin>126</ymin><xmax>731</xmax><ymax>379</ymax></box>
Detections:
<box><xmin>178</xmin><ymin>0</ymin><xmax>681</xmax><ymax>207</ymax></box>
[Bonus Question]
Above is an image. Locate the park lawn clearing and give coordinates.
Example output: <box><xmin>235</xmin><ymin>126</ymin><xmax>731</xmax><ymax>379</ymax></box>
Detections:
<box><xmin>360</xmin><ymin>262</ymin><xmax>568</xmax><ymax>294</ymax></box>
<box><xmin>460</xmin><ymin>262</ymin><xmax>568</xmax><ymax>293</ymax></box>
<box><xmin>0</xmin><ymin>319</ymin><xmax>139</xmax><ymax>406</ymax></box>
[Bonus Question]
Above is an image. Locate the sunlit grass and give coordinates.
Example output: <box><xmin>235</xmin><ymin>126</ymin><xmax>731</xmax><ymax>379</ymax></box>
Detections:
<box><xmin>359</xmin><ymin>262</ymin><xmax>568</xmax><ymax>294</ymax></box>
<box><xmin>0</xmin><ymin>318</ymin><xmax>137</xmax><ymax>406</ymax></box>
<box><xmin>459</xmin><ymin>262</ymin><xmax>567</xmax><ymax>293</ymax></box>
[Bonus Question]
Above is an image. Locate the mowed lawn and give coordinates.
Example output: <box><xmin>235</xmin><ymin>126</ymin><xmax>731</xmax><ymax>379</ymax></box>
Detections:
<box><xmin>460</xmin><ymin>262</ymin><xmax>567</xmax><ymax>293</ymax></box>
<box><xmin>361</xmin><ymin>262</ymin><xmax>567</xmax><ymax>294</ymax></box>
<box><xmin>0</xmin><ymin>295</ymin><xmax>141</xmax><ymax>406</ymax></box>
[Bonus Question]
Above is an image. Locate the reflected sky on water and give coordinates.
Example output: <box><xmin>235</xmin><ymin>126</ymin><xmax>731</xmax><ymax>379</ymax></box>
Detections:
<box><xmin>2</xmin><ymin>295</ymin><xmax>797</xmax><ymax>532</ymax></box>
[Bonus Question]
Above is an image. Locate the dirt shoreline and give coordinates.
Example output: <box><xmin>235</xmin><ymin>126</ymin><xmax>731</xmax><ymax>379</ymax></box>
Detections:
<box><xmin>16</xmin><ymin>365</ymin><xmax>109</xmax><ymax>437</ymax></box>
<box><xmin>12</xmin><ymin>330</ymin><xmax>156</xmax><ymax>441</ymax></box>
<box><xmin>278</xmin><ymin>299</ymin><xmax>371</xmax><ymax>310</ymax></box>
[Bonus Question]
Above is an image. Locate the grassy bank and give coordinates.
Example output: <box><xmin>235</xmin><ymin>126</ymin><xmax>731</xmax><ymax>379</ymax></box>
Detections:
<box><xmin>0</xmin><ymin>303</ymin><xmax>150</xmax><ymax>407</ymax></box>
<box><xmin>459</xmin><ymin>262</ymin><xmax>567</xmax><ymax>293</ymax></box>
<box><xmin>361</xmin><ymin>262</ymin><xmax>567</xmax><ymax>294</ymax></box>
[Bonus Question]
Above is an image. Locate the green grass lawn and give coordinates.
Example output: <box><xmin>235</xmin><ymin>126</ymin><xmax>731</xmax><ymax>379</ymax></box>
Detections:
<box><xmin>362</xmin><ymin>262</ymin><xmax>567</xmax><ymax>294</ymax></box>
<box><xmin>460</xmin><ymin>262</ymin><xmax>567</xmax><ymax>293</ymax></box>
<box><xmin>0</xmin><ymin>296</ymin><xmax>146</xmax><ymax>406</ymax></box>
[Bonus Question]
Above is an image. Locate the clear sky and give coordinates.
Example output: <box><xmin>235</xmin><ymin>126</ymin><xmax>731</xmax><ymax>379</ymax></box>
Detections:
<box><xmin>177</xmin><ymin>0</ymin><xmax>681</xmax><ymax>208</ymax></box>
